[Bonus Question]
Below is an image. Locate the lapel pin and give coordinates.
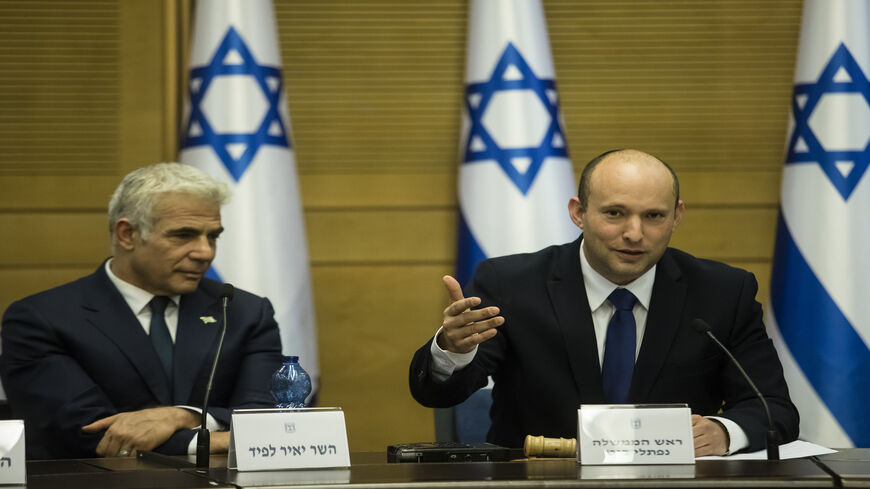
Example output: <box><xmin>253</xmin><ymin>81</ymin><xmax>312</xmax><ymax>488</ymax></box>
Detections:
<box><xmin>200</xmin><ymin>316</ymin><xmax>217</xmax><ymax>325</ymax></box>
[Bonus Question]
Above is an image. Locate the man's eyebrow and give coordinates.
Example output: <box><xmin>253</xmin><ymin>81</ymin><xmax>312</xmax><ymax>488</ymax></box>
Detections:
<box><xmin>166</xmin><ymin>226</ymin><xmax>198</xmax><ymax>233</ymax></box>
<box><xmin>166</xmin><ymin>226</ymin><xmax>218</xmax><ymax>235</ymax></box>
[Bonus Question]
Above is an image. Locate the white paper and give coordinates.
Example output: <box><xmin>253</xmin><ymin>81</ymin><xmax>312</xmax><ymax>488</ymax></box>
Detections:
<box><xmin>696</xmin><ymin>440</ymin><xmax>837</xmax><ymax>460</ymax></box>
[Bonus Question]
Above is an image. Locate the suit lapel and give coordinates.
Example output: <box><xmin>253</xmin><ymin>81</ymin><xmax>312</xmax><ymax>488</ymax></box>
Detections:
<box><xmin>174</xmin><ymin>288</ymin><xmax>220</xmax><ymax>404</ymax></box>
<box><xmin>547</xmin><ymin>238</ymin><xmax>606</xmax><ymax>402</ymax></box>
<box><xmin>83</xmin><ymin>264</ymin><xmax>172</xmax><ymax>404</ymax></box>
<box><xmin>629</xmin><ymin>250</ymin><xmax>686</xmax><ymax>402</ymax></box>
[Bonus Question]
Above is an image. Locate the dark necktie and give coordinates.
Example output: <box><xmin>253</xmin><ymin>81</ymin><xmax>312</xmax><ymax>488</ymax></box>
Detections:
<box><xmin>149</xmin><ymin>296</ymin><xmax>174</xmax><ymax>383</ymax></box>
<box><xmin>602</xmin><ymin>288</ymin><xmax>637</xmax><ymax>404</ymax></box>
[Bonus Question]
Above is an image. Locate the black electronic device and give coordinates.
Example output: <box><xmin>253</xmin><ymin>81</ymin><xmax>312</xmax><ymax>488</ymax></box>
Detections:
<box><xmin>387</xmin><ymin>442</ymin><xmax>512</xmax><ymax>463</ymax></box>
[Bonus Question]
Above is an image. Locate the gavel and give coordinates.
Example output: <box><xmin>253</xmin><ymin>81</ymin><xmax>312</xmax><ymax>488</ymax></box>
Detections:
<box><xmin>523</xmin><ymin>435</ymin><xmax>576</xmax><ymax>458</ymax></box>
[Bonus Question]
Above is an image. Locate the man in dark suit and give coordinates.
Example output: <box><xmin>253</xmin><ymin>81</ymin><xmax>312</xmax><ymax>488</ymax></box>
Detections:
<box><xmin>0</xmin><ymin>163</ymin><xmax>283</xmax><ymax>459</ymax></box>
<box><xmin>410</xmin><ymin>149</ymin><xmax>799</xmax><ymax>456</ymax></box>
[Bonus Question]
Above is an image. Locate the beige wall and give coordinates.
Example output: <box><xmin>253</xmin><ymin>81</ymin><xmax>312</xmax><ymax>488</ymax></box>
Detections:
<box><xmin>0</xmin><ymin>0</ymin><xmax>801</xmax><ymax>451</ymax></box>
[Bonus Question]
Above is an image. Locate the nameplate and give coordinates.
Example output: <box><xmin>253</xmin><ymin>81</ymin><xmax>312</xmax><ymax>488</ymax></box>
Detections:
<box><xmin>228</xmin><ymin>408</ymin><xmax>350</xmax><ymax>471</ymax></box>
<box><xmin>577</xmin><ymin>404</ymin><xmax>694</xmax><ymax>465</ymax></box>
<box><xmin>0</xmin><ymin>420</ymin><xmax>26</xmax><ymax>484</ymax></box>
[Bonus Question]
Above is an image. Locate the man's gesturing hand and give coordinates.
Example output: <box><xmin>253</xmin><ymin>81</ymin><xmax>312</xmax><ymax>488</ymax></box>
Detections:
<box><xmin>82</xmin><ymin>406</ymin><xmax>199</xmax><ymax>457</ymax></box>
<box><xmin>436</xmin><ymin>275</ymin><xmax>504</xmax><ymax>354</ymax></box>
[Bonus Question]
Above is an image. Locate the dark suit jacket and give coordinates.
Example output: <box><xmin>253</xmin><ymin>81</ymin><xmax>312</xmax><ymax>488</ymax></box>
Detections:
<box><xmin>0</xmin><ymin>262</ymin><xmax>283</xmax><ymax>459</ymax></box>
<box><xmin>410</xmin><ymin>238</ymin><xmax>799</xmax><ymax>451</ymax></box>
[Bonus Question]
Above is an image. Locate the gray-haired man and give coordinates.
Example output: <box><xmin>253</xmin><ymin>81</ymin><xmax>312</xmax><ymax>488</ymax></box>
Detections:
<box><xmin>1</xmin><ymin>163</ymin><xmax>283</xmax><ymax>459</ymax></box>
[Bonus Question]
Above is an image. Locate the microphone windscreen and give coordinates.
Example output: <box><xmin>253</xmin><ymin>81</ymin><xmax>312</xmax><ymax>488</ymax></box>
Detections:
<box><xmin>219</xmin><ymin>283</ymin><xmax>235</xmax><ymax>302</ymax></box>
<box><xmin>690</xmin><ymin>318</ymin><xmax>711</xmax><ymax>334</ymax></box>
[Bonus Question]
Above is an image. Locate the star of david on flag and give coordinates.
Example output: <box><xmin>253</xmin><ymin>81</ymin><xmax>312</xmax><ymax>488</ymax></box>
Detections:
<box><xmin>768</xmin><ymin>0</ymin><xmax>870</xmax><ymax>448</ymax></box>
<box><xmin>449</xmin><ymin>0</ymin><xmax>579</xmax><ymax>443</ymax></box>
<box><xmin>463</xmin><ymin>42</ymin><xmax>569</xmax><ymax>195</ymax></box>
<box><xmin>454</xmin><ymin>0</ymin><xmax>578</xmax><ymax>289</ymax></box>
<box><xmin>785</xmin><ymin>43</ymin><xmax>870</xmax><ymax>200</ymax></box>
<box><xmin>182</xmin><ymin>26</ymin><xmax>290</xmax><ymax>182</ymax></box>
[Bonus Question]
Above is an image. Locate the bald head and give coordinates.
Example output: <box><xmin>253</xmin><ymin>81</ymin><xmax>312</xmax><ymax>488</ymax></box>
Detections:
<box><xmin>577</xmin><ymin>149</ymin><xmax>680</xmax><ymax>209</ymax></box>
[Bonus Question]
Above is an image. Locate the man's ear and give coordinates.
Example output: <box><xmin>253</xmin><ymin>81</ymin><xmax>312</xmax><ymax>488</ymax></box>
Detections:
<box><xmin>673</xmin><ymin>199</ymin><xmax>685</xmax><ymax>229</ymax></box>
<box><xmin>568</xmin><ymin>197</ymin><xmax>585</xmax><ymax>231</ymax></box>
<box><xmin>113</xmin><ymin>218</ymin><xmax>138</xmax><ymax>251</ymax></box>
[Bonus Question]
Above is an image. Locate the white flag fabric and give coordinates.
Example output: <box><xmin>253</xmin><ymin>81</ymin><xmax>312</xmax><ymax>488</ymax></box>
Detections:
<box><xmin>456</xmin><ymin>0</ymin><xmax>579</xmax><ymax>285</ymax></box>
<box><xmin>767</xmin><ymin>0</ymin><xmax>870</xmax><ymax>447</ymax></box>
<box><xmin>180</xmin><ymin>0</ymin><xmax>319</xmax><ymax>399</ymax></box>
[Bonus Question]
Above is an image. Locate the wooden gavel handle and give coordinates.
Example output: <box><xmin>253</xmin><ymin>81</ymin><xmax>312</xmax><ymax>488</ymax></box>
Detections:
<box><xmin>524</xmin><ymin>435</ymin><xmax>577</xmax><ymax>458</ymax></box>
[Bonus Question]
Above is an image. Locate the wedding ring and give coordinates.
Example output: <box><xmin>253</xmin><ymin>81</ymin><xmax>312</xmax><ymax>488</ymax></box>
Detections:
<box><xmin>118</xmin><ymin>449</ymin><xmax>129</xmax><ymax>456</ymax></box>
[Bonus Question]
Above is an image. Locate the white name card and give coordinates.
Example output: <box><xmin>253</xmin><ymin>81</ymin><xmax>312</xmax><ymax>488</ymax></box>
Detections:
<box><xmin>0</xmin><ymin>420</ymin><xmax>26</xmax><ymax>485</ymax></box>
<box><xmin>228</xmin><ymin>408</ymin><xmax>350</xmax><ymax>471</ymax></box>
<box><xmin>578</xmin><ymin>404</ymin><xmax>694</xmax><ymax>465</ymax></box>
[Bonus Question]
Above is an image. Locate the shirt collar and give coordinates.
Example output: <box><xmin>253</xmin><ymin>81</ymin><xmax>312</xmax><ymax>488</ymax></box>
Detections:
<box><xmin>579</xmin><ymin>239</ymin><xmax>656</xmax><ymax>311</ymax></box>
<box><xmin>105</xmin><ymin>259</ymin><xmax>180</xmax><ymax>315</ymax></box>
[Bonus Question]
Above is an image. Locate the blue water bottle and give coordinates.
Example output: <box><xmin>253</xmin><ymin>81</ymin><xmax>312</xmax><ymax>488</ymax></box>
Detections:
<box><xmin>270</xmin><ymin>355</ymin><xmax>312</xmax><ymax>408</ymax></box>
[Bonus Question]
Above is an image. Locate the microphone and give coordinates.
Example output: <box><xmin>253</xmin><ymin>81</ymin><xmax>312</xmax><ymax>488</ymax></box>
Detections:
<box><xmin>690</xmin><ymin>318</ymin><xmax>779</xmax><ymax>460</ymax></box>
<box><xmin>196</xmin><ymin>283</ymin><xmax>234</xmax><ymax>470</ymax></box>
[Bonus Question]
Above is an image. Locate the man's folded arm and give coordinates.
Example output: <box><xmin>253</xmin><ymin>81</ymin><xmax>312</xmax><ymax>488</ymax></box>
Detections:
<box><xmin>706</xmin><ymin>416</ymin><xmax>748</xmax><ymax>454</ymax></box>
<box><xmin>224</xmin><ymin>297</ymin><xmax>283</xmax><ymax>419</ymax></box>
<box><xmin>1</xmin><ymin>301</ymin><xmax>123</xmax><ymax>457</ymax></box>
<box><xmin>156</xmin><ymin>295</ymin><xmax>283</xmax><ymax>455</ymax></box>
<box><xmin>715</xmin><ymin>273</ymin><xmax>800</xmax><ymax>452</ymax></box>
<box><xmin>714</xmin><ymin>337</ymin><xmax>800</xmax><ymax>452</ymax></box>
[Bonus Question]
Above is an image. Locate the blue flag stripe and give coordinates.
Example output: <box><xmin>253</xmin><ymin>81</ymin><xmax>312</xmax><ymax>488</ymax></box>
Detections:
<box><xmin>455</xmin><ymin>210</ymin><xmax>487</xmax><ymax>288</ymax></box>
<box><xmin>770</xmin><ymin>212</ymin><xmax>870</xmax><ymax>446</ymax></box>
<box><xmin>205</xmin><ymin>267</ymin><xmax>223</xmax><ymax>283</ymax></box>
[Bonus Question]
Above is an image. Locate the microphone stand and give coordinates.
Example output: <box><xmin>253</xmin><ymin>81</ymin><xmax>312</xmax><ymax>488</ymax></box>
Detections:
<box><xmin>691</xmin><ymin>319</ymin><xmax>780</xmax><ymax>460</ymax></box>
<box><xmin>196</xmin><ymin>285</ymin><xmax>233</xmax><ymax>470</ymax></box>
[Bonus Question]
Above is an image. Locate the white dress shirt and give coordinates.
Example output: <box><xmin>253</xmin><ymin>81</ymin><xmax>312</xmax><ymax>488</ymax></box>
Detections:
<box><xmin>105</xmin><ymin>260</ymin><xmax>181</xmax><ymax>340</ymax></box>
<box><xmin>428</xmin><ymin>241</ymin><xmax>748</xmax><ymax>454</ymax></box>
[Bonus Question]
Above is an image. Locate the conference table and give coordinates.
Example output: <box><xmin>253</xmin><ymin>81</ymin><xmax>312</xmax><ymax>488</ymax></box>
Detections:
<box><xmin>21</xmin><ymin>448</ymin><xmax>870</xmax><ymax>488</ymax></box>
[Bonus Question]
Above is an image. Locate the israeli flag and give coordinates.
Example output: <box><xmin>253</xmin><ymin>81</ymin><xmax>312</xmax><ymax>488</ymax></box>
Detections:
<box><xmin>768</xmin><ymin>0</ymin><xmax>870</xmax><ymax>447</ymax></box>
<box><xmin>456</xmin><ymin>0</ymin><xmax>579</xmax><ymax>285</ymax></box>
<box><xmin>179</xmin><ymin>0</ymin><xmax>319</xmax><ymax>399</ymax></box>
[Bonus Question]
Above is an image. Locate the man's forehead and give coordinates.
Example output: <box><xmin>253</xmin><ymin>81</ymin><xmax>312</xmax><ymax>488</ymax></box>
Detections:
<box><xmin>596</xmin><ymin>152</ymin><xmax>669</xmax><ymax>177</ymax></box>
<box><xmin>591</xmin><ymin>155</ymin><xmax>675</xmax><ymax>195</ymax></box>
<box><xmin>591</xmin><ymin>165</ymin><xmax>672</xmax><ymax>189</ymax></box>
<box><xmin>592</xmin><ymin>192</ymin><xmax>673</xmax><ymax>208</ymax></box>
<box><xmin>153</xmin><ymin>207</ymin><xmax>222</xmax><ymax>230</ymax></box>
<box><xmin>589</xmin><ymin>175</ymin><xmax>675</xmax><ymax>210</ymax></box>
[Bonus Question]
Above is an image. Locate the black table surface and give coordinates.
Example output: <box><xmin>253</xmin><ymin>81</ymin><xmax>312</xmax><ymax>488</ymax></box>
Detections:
<box><xmin>816</xmin><ymin>448</ymin><xmax>870</xmax><ymax>488</ymax></box>
<box><xmin>21</xmin><ymin>449</ymin><xmax>870</xmax><ymax>489</ymax></box>
<box><xmin>198</xmin><ymin>456</ymin><xmax>835</xmax><ymax>489</ymax></box>
<box><xmin>22</xmin><ymin>455</ymin><xmax>233</xmax><ymax>489</ymax></box>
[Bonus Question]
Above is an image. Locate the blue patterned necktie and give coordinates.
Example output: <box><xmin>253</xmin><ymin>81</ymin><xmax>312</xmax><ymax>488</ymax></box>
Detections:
<box><xmin>602</xmin><ymin>288</ymin><xmax>637</xmax><ymax>404</ymax></box>
<box><xmin>149</xmin><ymin>296</ymin><xmax>174</xmax><ymax>383</ymax></box>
